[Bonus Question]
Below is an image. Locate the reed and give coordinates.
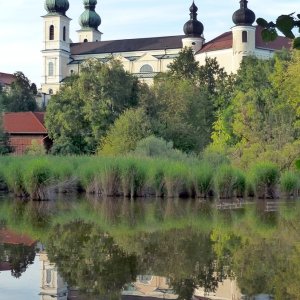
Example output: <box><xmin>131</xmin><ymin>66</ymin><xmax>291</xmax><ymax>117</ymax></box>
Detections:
<box><xmin>248</xmin><ymin>162</ymin><xmax>280</xmax><ymax>199</ymax></box>
<box><xmin>191</xmin><ymin>162</ymin><xmax>214</xmax><ymax>198</ymax></box>
<box><xmin>280</xmin><ymin>171</ymin><xmax>299</xmax><ymax>197</ymax></box>
<box><xmin>22</xmin><ymin>158</ymin><xmax>53</xmax><ymax>200</ymax></box>
<box><xmin>214</xmin><ymin>165</ymin><xmax>246</xmax><ymax>199</ymax></box>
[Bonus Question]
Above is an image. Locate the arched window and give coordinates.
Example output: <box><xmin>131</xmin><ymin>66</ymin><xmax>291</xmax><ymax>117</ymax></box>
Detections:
<box><xmin>84</xmin><ymin>38</ymin><xmax>88</xmax><ymax>43</ymax></box>
<box><xmin>48</xmin><ymin>62</ymin><xmax>54</xmax><ymax>76</ymax></box>
<box><xmin>242</xmin><ymin>31</ymin><xmax>248</xmax><ymax>43</ymax></box>
<box><xmin>140</xmin><ymin>64</ymin><xmax>153</xmax><ymax>73</ymax></box>
<box><xmin>49</xmin><ymin>89</ymin><xmax>53</xmax><ymax>95</ymax></box>
<box><xmin>46</xmin><ymin>269</ymin><xmax>52</xmax><ymax>285</ymax></box>
<box><xmin>49</xmin><ymin>25</ymin><xmax>54</xmax><ymax>40</ymax></box>
<box><xmin>63</xmin><ymin>26</ymin><xmax>66</xmax><ymax>41</ymax></box>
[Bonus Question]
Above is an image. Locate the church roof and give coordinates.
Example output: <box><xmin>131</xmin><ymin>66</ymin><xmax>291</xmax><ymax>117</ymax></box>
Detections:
<box><xmin>198</xmin><ymin>27</ymin><xmax>291</xmax><ymax>54</ymax></box>
<box><xmin>0</xmin><ymin>72</ymin><xmax>15</xmax><ymax>86</ymax></box>
<box><xmin>70</xmin><ymin>35</ymin><xmax>184</xmax><ymax>55</ymax></box>
<box><xmin>3</xmin><ymin>112</ymin><xmax>47</xmax><ymax>134</ymax></box>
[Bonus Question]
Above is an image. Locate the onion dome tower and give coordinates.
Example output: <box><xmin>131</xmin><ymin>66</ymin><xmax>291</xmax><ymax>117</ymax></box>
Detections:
<box><xmin>42</xmin><ymin>0</ymin><xmax>71</xmax><ymax>95</ymax></box>
<box><xmin>231</xmin><ymin>0</ymin><xmax>256</xmax><ymax>72</ymax></box>
<box><xmin>78</xmin><ymin>0</ymin><xmax>102</xmax><ymax>43</ymax></box>
<box><xmin>182</xmin><ymin>1</ymin><xmax>205</xmax><ymax>53</ymax></box>
<box><xmin>232</xmin><ymin>0</ymin><xmax>256</xmax><ymax>26</ymax></box>
<box><xmin>45</xmin><ymin>0</ymin><xmax>70</xmax><ymax>15</ymax></box>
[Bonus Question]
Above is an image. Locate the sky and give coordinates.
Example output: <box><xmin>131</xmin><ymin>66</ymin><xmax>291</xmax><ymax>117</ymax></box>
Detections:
<box><xmin>0</xmin><ymin>0</ymin><xmax>299</xmax><ymax>87</ymax></box>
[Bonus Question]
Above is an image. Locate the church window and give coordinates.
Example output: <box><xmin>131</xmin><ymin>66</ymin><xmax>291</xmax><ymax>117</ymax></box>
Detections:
<box><xmin>49</xmin><ymin>25</ymin><xmax>54</xmax><ymax>40</ymax></box>
<box><xmin>48</xmin><ymin>62</ymin><xmax>54</xmax><ymax>76</ymax></box>
<box><xmin>242</xmin><ymin>31</ymin><xmax>248</xmax><ymax>43</ymax></box>
<box><xmin>49</xmin><ymin>89</ymin><xmax>53</xmax><ymax>95</ymax></box>
<box><xmin>140</xmin><ymin>64</ymin><xmax>153</xmax><ymax>73</ymax></box>
<box><xmin>46</xmin><ymin>269</ymin><xmax>52</xmax><ymax>284</ymax></box>
<box><xmin>84</xmin><ymin>39</ymin><xmax>88</xmax><ymax>43</ymax></box>
<box><xmin>63</xmin><ymin>26</ymin><xmax>66</xmax><ymax>41</ymax></box>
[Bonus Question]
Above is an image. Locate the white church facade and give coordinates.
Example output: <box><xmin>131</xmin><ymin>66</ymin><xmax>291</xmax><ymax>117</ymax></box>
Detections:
<box><xmin>41</xmin><ymin>0</ymin><xmax>290</xmax><ymax>95</ymax></box>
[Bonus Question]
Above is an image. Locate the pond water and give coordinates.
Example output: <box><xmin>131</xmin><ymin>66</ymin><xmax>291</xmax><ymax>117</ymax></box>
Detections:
<box><xmin>0</xmin><ymin>196</ymin><xmax>299</xmax><ymax>300</ymax></box>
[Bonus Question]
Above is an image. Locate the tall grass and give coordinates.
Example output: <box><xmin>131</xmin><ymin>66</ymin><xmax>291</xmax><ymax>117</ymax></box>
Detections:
<box><xmin>248</xmin><ymin>162</ymin><xmax>280</xmax><ymax>199</ymax></box>
<box><xmin>0</xmin><ymin>156</ymin><xmax>294</xmax><ymax>200</ymax></box>
<box><xmin>280</xmin><ymin>171</ymin><xmax>300</xmax><ymax>197</ymax></box>
<box><xmin>214</xmin><ymin>165</ymin><xmax>246</xmax><ymax>199</ymax></box>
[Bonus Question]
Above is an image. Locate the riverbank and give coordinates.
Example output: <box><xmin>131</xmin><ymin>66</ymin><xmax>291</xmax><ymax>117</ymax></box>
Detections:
<box><xmin>0</xmin><ymin>156</ymin><xmax>299</xmax><ymax>200</ymax></box>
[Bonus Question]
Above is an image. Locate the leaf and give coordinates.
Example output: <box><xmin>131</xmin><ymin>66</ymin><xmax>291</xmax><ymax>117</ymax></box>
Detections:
<box><xmin>276</xmin><ymin>15</ymin><xmax>295</xmax><ymax>38</ymax></box>
<box><xmin>293</xmin><ymin>37</ymin><xmax>300</xmax><ymax>49</ymax></box>
<box><xmin>256</xmin><ymin>18</ymin><xmax>269</xmax><ymax>28</ymax></box>
<box><xmin>261</xmin><ymin>28</ymin><xmax>278</xmax><ymax>42</ymax></box>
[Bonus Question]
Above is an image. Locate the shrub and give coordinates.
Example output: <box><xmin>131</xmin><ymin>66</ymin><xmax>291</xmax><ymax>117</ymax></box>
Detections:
<box><xmin>4</xmin><ymin>159</ymin><xmax>26</xmax><ymax>196</ymax></box>
<box><xmin>134</xmin><ymin>135</ymin><xmax>187</xmax><ymax>160</ymax></box>
<box><xmin>248</xmin><ymin>162</ymin><xmax>280</xmax><ymax>198</ymax></box>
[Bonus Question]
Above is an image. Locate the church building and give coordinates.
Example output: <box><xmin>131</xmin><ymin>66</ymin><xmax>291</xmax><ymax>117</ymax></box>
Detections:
<box><xmin>41</xmin><ymin>0</ymin><xmax>290</xmax><ymax>95</ymax></box>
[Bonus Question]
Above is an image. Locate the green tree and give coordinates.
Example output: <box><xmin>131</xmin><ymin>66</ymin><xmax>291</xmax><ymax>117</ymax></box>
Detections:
<box><xmin>211</xmin><ymin>54</ymin><xmax>300</xmax><ymax>169</ymax></box>
<box><xmin>148</xmin><ymin>78</ymin><xmax>214</xmax><ymax>152</ymax></box>
<box><xmin>46</xmin><ymin>59</ymin><xmax>140</xmax><ymax>154</ymax></box>
<box><xmin>99</xmin><ymin>108</ymin><xmax>151</xmax><ymax>155</ymax></box>
<box><xmin>168</xmin><ymin>47</ymin><xmax>199</xmax><ymax>80</ymax></box>
<box><xmin>0</xmin><ymin>113</ymin><xmax>11</xmax><ymax>155</ymax></box>
<box><xmin>1</xmin><ymin>72</ymin><xmax>38</xmax><ymax>112</ymax></box>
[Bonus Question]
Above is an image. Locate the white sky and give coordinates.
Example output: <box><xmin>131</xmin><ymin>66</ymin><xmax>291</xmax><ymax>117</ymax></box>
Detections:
<box><xmin>0</xmin><ymin>0</ymin><xmax>299</xmax><ymax>87</ymax></box>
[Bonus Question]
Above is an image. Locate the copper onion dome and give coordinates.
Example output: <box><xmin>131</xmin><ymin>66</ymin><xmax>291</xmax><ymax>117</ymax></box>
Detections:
<box><xmin>183</xmin><ymin>1</ymin><xmax>204</xmax><ymax>37</ymax></box>
<box><xmin>45</xmin><ymin>0</ymin><xmax>69</xmax><ymax>15</ymax></box>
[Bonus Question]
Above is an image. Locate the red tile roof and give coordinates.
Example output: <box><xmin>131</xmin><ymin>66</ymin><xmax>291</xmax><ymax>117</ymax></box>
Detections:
<box><xmin>3</xmin><ymin>112</ymin><xmax>47</xmax><ymax>134</ymax></box>
<box><xmin>255</xmin><ymin>26</ymin><xmax>292</xmax><ymax>50</ymax></box>
<box><xmin>0</xmin><ymin>229</ymin><xmax>36</xmax><ymax>247</ymax></box>
<box><xmin>198</xmin><ymin>32</ymin><xmax>232</xmax><ymax>53</ymax></box>
<box><xmin>0</xmin><ymin>72</ymin><xmax>15</xmax><ymax>86</ymax></box>
<box><xmin>198</xmin><ymin>27</ymin><xmax>291</xmax><ymax>54</ymax></box>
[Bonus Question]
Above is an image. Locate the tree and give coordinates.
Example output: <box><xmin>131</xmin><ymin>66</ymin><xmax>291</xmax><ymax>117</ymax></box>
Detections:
<box><xmin>99</xmin><ymin>108</ymin><xmax>151</xmax><ymax>155</ymax></box>
<box><xmin>147</xmin><ymin>77</ymin><xmax>214</xmax><ymax>152</ymax></box>
<box><xmin>0</xmin><ymin>113</ymin><xmax>11</xmax><ymax>155</ymax></box>
<box><xmin>46</xmin><ymin>59</ymin><xmax>140</xmax><ymax>154</ymax></box>
<box><xmin>168</xmin><ymin>47</ymin><xmax>199</xmax><ymax>80</ymax></box>
<box><xmin>257</xmin><ymin>14</ymin><xmax>300</xmax><ymax>49</ymax></box>
<box><xmin>1</xmin><ymin>72</ymin><xmax>38</xmax><ymax>112</ymax></box>
<box><xmin>210</xmin><ymin>53</ymin><xmax>300</xmax><ymax>170</ymax></box>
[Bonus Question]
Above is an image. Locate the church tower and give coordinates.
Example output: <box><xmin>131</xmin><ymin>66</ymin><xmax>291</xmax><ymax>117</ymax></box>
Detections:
<box><xmin>182</xmin><ymin>1</ymin><xmax>205</xmax><ymax>53</ymax></box>
<box><xmin>42</xmin><ymin>0</ymin><xmax>71</xmax><ymax>95</ymax></box>
<box><xmin>232</xmin><ymin>0</ymin><xmax>256</xmax><ymax>71</ymax></box>
<box><xmin>77</xmin><ymin>0</ymin><xmax>102</xmax><ymax>43</ymax></box>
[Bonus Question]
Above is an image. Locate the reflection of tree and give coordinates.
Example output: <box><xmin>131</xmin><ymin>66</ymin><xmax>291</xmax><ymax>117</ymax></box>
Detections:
<box><xmin>131</xmin><ymin>228</ymin><xmax>229</xmax><ymax>299</ymax></box>
<box><xmin>46</xmin><ymin>220</ymin><xmax>138</xmax><ymax>297</ymax></box>
<box><xmin>2</xmin><ymin>243</ymin><xmax>36</xmax><ymax>278</ymax></box>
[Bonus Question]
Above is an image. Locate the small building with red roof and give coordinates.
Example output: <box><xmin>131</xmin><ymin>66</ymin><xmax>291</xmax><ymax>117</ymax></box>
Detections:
<box><xmin>0</xmin><ymin>72</ymin><xmax>15</xmax><ymax>92</ymax></box>
<box><xmin>3</xmin><ymin>112</ymin><xmax>52</xmax><ymax>155</ymax></box>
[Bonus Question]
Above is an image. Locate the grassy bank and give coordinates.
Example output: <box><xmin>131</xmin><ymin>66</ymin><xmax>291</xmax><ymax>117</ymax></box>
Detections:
<box><xmin>0</xmin><ymin>156</ymin><xmax>299</xmax><ymax>200</ymax></box>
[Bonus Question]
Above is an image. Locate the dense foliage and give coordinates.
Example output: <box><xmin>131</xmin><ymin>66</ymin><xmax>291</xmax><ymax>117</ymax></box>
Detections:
<box><xmin>0</xmin><ymin>72</ymin><xmax>38</xmax><ymax>112</ymax></box>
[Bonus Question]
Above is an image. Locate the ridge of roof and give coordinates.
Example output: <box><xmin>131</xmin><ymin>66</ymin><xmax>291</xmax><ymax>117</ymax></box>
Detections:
<box><xmin>3</xmin><ymin>112</ymin><xmax>47</xmax><ymax>134</ymax></box>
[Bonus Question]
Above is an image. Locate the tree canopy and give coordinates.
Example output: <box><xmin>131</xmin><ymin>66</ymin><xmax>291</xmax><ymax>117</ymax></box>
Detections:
<box><xmin>46</xmin><ymin>59</ymin><xmax>141</xmax><ymax>154</ymax></box>
<box><xmin>0</xmin><ymin>72</ymin><xmax>38</xmax><ymax>112</ymax></box>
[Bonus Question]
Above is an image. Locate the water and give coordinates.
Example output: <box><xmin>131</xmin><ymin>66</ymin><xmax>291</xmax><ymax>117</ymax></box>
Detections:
<box><xmin>0</xmin><ymin>196</ymin><xmax>299</xmax><ymax>300</ymax></box>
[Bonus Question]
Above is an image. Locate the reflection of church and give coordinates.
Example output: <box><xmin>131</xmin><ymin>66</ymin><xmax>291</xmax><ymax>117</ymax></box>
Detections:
<box><xmin>41</xmin><ymin>0</ymin><xmax>290</xmax><ymax>95</ymax></box>
<box><xmin>39</xmin><ymin>252</ymin><xmax>68</xmax><ymax>300</ymax></box>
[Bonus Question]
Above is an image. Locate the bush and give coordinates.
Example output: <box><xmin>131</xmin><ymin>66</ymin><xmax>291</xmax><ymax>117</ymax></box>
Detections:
<box><xmin>134</xmin><ymin>135</ymin><xmax>187</xmax><ymax>160</ymax></box>
<box><xmin>248</xmin><ymin>162</ymin><xmax>280</xmax><ymax>198</ymax></box>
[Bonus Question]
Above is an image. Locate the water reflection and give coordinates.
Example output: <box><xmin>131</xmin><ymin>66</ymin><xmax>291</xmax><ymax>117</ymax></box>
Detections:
<box><xmin>0</xmin><ymin>197</ymin><xmax>299</xmax><ymax>299</ymax></box>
